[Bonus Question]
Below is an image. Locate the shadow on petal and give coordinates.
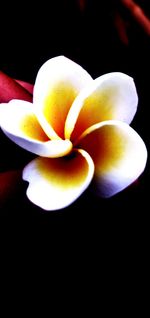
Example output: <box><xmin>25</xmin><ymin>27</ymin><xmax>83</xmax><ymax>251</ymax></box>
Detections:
<box><xmin>0</xmin><ymin>170</ymin><xmax>22</xmax><ymax>209</ymax></box>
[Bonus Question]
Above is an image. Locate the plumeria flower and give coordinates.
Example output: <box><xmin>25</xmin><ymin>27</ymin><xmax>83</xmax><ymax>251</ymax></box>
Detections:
<box><xmin>0</xmin><ymin>56</ymin><xmax>147</xmax><ymax>210</ymax></box>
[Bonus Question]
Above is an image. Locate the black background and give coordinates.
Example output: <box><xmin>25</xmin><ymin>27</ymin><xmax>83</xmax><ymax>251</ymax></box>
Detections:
<box><xmin>0</xmin><ymin>1</ymin><xmax>149</xmax><ymax>306</ymax></box>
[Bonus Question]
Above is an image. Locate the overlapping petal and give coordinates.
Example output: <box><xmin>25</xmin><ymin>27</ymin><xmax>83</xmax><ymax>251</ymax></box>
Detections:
<box><xmin>33</xmin><ymin>56</ymin><xmax>93</xmax><ymax>140</ymax></box>
<box><xmin>78</xmin><ymin>120</ymin><xmax>147</xmax><ymax>197</ymax></box>
<box><xmin>65</xmin><ymin>72</ymin><xmax>138</xmax><ymax>142</ymax></box>
<box><xmin>23</xmin><ymin>149</ymin><xmax>94</xmax><ymax>210</ymax></box>
<box><xmin>0</xmin><ymin>100</ymin><xmax>72</xmax><ymax>157</ymax></box>
<box><xmin>15</xmin><ymin>79</ymin><xmax>34</xmax><ymax>94</ymax></box>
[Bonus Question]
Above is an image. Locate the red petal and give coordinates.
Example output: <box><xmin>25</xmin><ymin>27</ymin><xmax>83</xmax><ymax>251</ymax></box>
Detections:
<box><xmin>15</xmin><ymin>79</ymin><xmax>34</xmax><ymax>94</ymax></box>
<box><xmin>0</xmin><ymin>71</ymin><xmax>33</xmax><ymax>102</ymax></box>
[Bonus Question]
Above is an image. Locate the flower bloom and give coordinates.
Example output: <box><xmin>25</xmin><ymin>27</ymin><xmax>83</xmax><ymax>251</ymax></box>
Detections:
<box><xmin>0</xmin><ymin>56</ymin><xmax>147</xmax><ymax>210</ymax></box>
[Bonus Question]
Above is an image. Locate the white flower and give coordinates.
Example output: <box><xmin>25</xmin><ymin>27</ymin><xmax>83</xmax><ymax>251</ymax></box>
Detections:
<box><xmin>0</xmin><ymin>56</ymin><xmax>147</xmax><ymax>210</ymax></box>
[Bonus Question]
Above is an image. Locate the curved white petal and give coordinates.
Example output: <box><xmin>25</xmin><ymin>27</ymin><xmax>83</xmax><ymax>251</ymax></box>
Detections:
<box><xmin>78</xmin><ymin>120</ymin><xmax>147</xmax><ymax>197</ymax></box>
<box><xmin>0</xmin><ymin>100</ymin><xmax>47</xmax><ymax>140</ymax></box>
<box><xmin>33</xmin><ymin>56</ymin><xmax>93</xmax><ymax>139</ymax></box>
<box><xmin>23</xmin><ymin>149</ymin><xmax>94</xmax><ymax>210</ymax></box>
<box><xmin>0</xmin><ymin>100</ymin><xmax>72</xmax><ymax>157</ymax></box>
<box><xmin>65</xmin><ymin>72</ymin><xmax>138</xmax><ymax>142</ymax></box>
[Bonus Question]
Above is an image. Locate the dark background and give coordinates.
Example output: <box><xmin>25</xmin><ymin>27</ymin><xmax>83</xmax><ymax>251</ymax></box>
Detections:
<box><xmin>0</xmin><ymin>1</ymin><xmax>149</xmax><ymax>305</ymax></box>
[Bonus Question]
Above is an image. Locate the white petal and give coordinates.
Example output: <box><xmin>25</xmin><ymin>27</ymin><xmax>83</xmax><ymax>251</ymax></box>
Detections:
<box><xmin>0</xmin><ymin>100</ymin><xmax>72</xmax><ymax>157</ymax></box>
<box><xmin>23</xmin><ymin>149</ymin><xmax>94</xmax><ymax>210</ymax></box>
<box><xmin>0</xmin><ymin>100</ymin><xmax>47</xmax><ymax>139</ymax></box>
<box><xmin>65</xmin><ymin>72</ymin><xmax>138</xmax><ymax>141</ymax></box>
<box><xmin>33</xmin><ymin>56</ymin><xmax>93</xmax><ymax>139</ymax></box>
<box><xmin>78</xmin><ymin>120</ymin><xmax>147</xmax><ymax>197</ymax></box>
